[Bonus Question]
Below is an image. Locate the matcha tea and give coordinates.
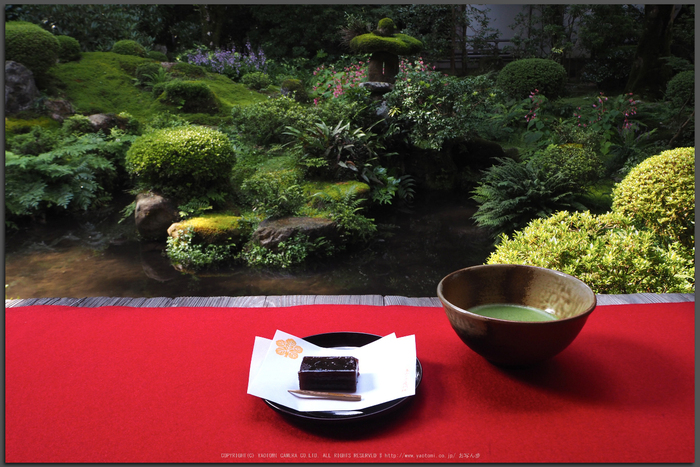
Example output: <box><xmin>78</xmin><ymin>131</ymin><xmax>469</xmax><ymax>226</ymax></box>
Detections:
<box><xmin>469</xmin><ymin>304</ymin><xmax>557</xmax><ymax>322</ymax></box>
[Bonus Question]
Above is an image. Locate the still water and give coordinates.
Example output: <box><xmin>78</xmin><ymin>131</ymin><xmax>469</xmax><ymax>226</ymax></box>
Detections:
<box><xmin>5</xmin><ymin>194</ymin><xmax>495</xmax><ymax>299</ymax></box>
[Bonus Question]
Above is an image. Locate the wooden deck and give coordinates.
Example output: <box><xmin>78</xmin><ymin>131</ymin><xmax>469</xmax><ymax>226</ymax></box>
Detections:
<box><xmin>4</xmin><ymin>293</ymin><xmax>695</xmax><ymax>308</ymax></box>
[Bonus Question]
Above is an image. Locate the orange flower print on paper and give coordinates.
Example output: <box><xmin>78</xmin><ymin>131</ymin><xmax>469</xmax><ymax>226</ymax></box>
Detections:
<box><xmin>276</xmin><ymin>338</ymin><xmax>303</xmax><ymax>359</ymax></box>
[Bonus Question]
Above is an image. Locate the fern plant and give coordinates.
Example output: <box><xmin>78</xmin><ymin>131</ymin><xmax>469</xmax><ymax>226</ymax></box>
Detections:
<box><xmin>5</xmin><ymin>149</ymin><xmax>115</xmax><ymax>221</ymax></box>
<box><xmin>5</xmin><ymin>132</ymin><xmax>135</xmax><ymax>226</ymax></box>
<box><xmin>471</xmin><ymin>157</ymin><xmax>586</xmax><ymax>239</ymax></box>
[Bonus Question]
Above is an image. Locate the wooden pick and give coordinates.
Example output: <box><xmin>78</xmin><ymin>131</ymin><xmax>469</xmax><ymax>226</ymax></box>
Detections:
<box><xmin>288</xmin><ymin>389</ymin><xmax>361</xmax><ymax>401</ymax></box>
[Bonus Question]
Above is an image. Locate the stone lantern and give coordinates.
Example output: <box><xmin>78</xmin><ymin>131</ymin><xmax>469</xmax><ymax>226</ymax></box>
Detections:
<box><xmin>350</xmin><ymin>18</ymin><xmax>422</xmax><ymax>89</ymax></box>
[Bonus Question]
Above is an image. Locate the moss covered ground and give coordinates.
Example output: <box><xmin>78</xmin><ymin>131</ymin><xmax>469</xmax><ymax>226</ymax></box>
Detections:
<box><xmin>40</xmin><ymin>52</ymin><xmax>268</xmax><ymax>121</ymax></box>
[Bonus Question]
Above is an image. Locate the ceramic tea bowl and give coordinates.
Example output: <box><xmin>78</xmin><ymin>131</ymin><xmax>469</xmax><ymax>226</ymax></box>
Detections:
<box><xmin>437</xmin><ymin>264</ymin><xmax>596</xmax><ymax>367</ymax></box>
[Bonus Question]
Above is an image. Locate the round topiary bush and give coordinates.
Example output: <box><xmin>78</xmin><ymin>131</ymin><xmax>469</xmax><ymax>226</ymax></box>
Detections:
<box><xmin>111</xmin><ymin>39</ymin><xmax>146</xmax><ymax>57</ymax></box>
<box><xmin>159</xmin><ymin>80</ymin><xmax>218</xmax><ymax>113</ymax></box>
<box><xmin>56</xmin><ymin>35</ymin><xmax>81</xmax><ymax>62</ymax></box>
<box><xmin>146</xmin><ymin>50</ymin><xmax>168</xmax><ymax>62</ymax></box>
<box><xmin>487</xmin><ymin>210</ymin><xmax>695</xmax><ymax>294</ymax></box>
<box><xmin>532</xmin><ymin>143</ymin><xmax>603</xmax><ymax>192</ymax></box>
<box><xmin>125</xmin><ymin>126</ymin><xmax>236</xmax><ymax>199</ymax></box>
<box><xmin>665</xmin><ymin>70</ymin><xmax>694</xmax><ymax>108</ymax></box>
<box><xmin>5</xmin><ymin>21</ymin><xmax>60</xmax><ymax>82</ymax></box>
<box><xmin>241</xmin><ymin>71</ymin><xmax>271</xmax><ymax>91</ymax></box>
<box><xmin>612</xmin><ymin>147</ymin><xmax>695</xmax><ymax>249</ymax></box>
<box><xmin>496</xmin><ymin>58</ymin><xmax>567</xmax><ymax>100</ymax></box>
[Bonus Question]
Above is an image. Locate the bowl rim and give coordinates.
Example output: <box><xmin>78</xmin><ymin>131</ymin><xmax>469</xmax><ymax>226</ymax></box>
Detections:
<box><xmin>437</xmin><ymin>264</ymin><xmax>597</xmax><ymax>324</ymax></box>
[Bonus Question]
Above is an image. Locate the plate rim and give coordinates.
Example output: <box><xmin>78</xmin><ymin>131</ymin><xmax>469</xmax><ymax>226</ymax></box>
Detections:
<box><xmin>263</xmin><ymin>331</ymin><xmax>422</xmax><ymax>423</ymax></box>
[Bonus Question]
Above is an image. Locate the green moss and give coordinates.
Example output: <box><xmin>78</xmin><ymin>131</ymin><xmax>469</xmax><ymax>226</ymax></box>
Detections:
<box><xmin>169</xmin><ymin>62</ymin><xmax>207</xmax><ymax>78</ymax></box>
<box><xmin>146</xmin><ymin>50</ymin><xmax>168</xmax><ymax>62</ymax></box>
<box><xmin>376</xmin><ymin>18</ymin><xmax>397</xmax><ymax>35</ymax></box>
<box><xmin>44</xmin><ymin>52</ymin><xmax>266</xmax><ymax>120</ymax></box>
<box><xmin>5</xmin><ymin>116</ymin><xmax>61</xmax><ymax>136</ymax></box>
<box><xmin>349</xmin><ymin>32</ymin><xmax>422</xmax><ymax>55</ymax></box>
<box><xmin>170</xmin><ymin>213</ymin><xmax>250</xmax><ymax>244</ymax></box>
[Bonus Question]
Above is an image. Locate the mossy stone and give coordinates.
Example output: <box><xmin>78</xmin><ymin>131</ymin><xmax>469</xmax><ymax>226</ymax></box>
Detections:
<box><xmin>349</xmin><ymin>32</ymin><xmax>422</xmax><ymax>56</ymax></box>
<box><xmin>168</xmin><ymin>213</ymin><xmax>251</xmax><ymax>245</ymax></box>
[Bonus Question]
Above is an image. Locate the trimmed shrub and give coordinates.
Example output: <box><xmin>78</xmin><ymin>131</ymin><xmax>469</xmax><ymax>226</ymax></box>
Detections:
<box><xmin>230</xmin><ymin>96</ymin><xmax>314</xmax><ymax>146</ymax></box>
<box><xmin>125</xmin><ymin>125</ymin><xmax>235</xmax><ymax>199</ymax></box>
<box><xmin>62</xmin><ymin>115</ymin><xmax>94</xmax><ymax>135</ymax></box>
<box><xmin>487</xmin><ymin>211</ymin><xmax>694</xmax><ymax>294</ymax></box>
<box><xmin>169</xmin><ymin>62</ymin><xmax>207</xmax><ymax>78</ymax></box>
<box><xmin>159</xmin><ymin>80</ymin><xmax>218</xmax><ymax>113</ymax></box>
<box><xmin>531</xmin><ymin>143</ymin><xmax>603</xmax><ymax>192</ymax></box>
<box><xmin>146</xmin><ymin>50</ymin><xmax>168</xmax><ymax>62</ymax></box>
<box><xmin>240</xmin><ymin>168</ymin><xmax>305</xmax><ymax>218</ymax></box>
<box><xmin>56</xmin><ymin>35</ymin><xmax>81</xmax><ymax>62</ymax></box>
<box><xmin>665</xmin><ymin>70</ymin><xmax>694</xmax><ymax>108</ymax></box>
<box><xmin>280</xmin><ymin>78</ymin><xmax>309</xmax><ymax>103</ymax></box>
<box><xmin>241</xmin><ymin>71</ymin><xmax>271</xmax><ymax>91</ymax></box>
<box><xmin>5</xmin><ymin>21</ymin><xmax>60</xmax><ymax>81</ymax></box>
<box><xmin>496</xmin><ymin>58</ymin><xmax>567</xmax><ymax>100</ymax></box>
<box><xmin>111</xmin><ymin>39</ymin><xmax>146</xmax><ymax>57</ymax></box>
<box><xmin>612</xmin><ymin>147</ymin><xmax>695</xmax><ymax>249</ymax></box>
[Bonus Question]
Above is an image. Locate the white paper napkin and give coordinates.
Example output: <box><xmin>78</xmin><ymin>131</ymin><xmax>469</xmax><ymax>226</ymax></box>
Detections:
<box><xmin>247</xmin><ymin>330</ymin><xmax>416</xmax><ymax>412</ymax></box>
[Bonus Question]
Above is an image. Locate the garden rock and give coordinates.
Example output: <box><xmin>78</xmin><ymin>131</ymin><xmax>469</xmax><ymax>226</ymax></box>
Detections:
<box><xmin>251</xmin><ymin>217</ymin><xmax>339</xmax><ymax>251</ymax></box>
<box><xmin>134</xmin><ymin>192</ymin><xmax>180</xmax><ymax>240</ymax></box>
<box><xmin>167</xmin><ymin>214</ymin><xmax>250</xmax><ymax>245</ymax></box>
<box><xmin>44</xmin><ymin>99</ymin><xmax>75</xmax><ymax>121</ymax></box>
<box><xmin>88</xmin><ymin>113</ymin><xmax>129</xmax><ymax>132</ymax></box>
<box><xmin>4</xmin><ymin>60</ymin><xmax>40</xmax><ymax>114</ymax></box>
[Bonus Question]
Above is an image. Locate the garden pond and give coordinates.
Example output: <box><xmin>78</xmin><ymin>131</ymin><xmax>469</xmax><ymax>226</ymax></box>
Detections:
<box><xmin>5</xmin><ymin>193</ymin><xmax>495</xmax><ymax>299</ymax></box>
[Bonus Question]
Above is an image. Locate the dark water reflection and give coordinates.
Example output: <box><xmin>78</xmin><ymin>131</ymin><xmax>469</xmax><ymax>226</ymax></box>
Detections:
<box><xmin>5</xmin><ymin>194</ymin><xmax>495</xmax><ymax>299</ymax></box>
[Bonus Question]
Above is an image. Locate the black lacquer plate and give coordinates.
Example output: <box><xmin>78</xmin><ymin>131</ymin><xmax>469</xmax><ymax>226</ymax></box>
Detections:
<box><xmin>264</xmin><ymin>332</ymin><xmax>422</xmax><ymax>423</ymax></box>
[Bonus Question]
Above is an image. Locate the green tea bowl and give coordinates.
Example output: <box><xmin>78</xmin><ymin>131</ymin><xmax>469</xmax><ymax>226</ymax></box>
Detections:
<box><xmin>437</xmin><ymin>264</ymin><xmax>596</xmax><ymax>367</ymax></box>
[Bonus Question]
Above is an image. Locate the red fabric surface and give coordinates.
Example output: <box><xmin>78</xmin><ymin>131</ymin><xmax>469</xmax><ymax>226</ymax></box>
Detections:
<box><xmin>5</xmin><ymin>302</ymin><xmax>695</xmax><ymax>463</ymax></box>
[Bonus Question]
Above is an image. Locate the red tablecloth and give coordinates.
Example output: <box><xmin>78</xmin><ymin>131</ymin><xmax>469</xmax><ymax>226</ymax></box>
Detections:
<box><xmin>5</xmin><ymin>301</ymin><xmax>695</xmax><ymax>463</ymax></box>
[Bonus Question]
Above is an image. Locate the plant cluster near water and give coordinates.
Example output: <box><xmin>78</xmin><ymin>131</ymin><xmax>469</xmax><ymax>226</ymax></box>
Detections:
<box><xmin>488</xmin><ymin>147</ymin><xmax>695</xmax><ymax>294</ymax></box>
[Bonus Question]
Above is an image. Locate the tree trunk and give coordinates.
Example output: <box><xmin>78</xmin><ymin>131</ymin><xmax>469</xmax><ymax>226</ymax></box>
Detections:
<box><xmin>624</xmin><ymin>4</ymin><xmax>676</xmax><ymax>99</ymax></box>
<box><xmin>199</xmin><ymin>5</ymin><xmax>228</xmax><ymax>49</ymax></box>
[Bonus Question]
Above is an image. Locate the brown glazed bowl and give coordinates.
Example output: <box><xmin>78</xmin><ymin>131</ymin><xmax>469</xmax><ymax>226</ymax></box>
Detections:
<box><xmin>437</xmin><ymin>264</ymin><xmax>596</xmax><ymax>367</ymax></box>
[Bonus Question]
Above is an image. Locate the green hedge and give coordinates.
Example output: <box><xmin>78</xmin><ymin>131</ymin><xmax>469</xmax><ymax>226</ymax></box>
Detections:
<box><xmin>612</xmin><ymin>147</ymin><xmax>695</xmax><ymax>249</ymax></box>
<box><xmin>159</xmin><ymin>80</ymin><xmax>218</xmax><ymax>113</ymax></box>
<box><xmin>496</xmin><ymin>58</ymin><xmax>567</xmax><ymax>100</ymax></box>
<box><xmin>111</xmin><ymin>39</ymin><xmax>146</xmax><ymax>57</ymax></box>
<box><xmin>5</xmin><ymin>21</ymin><xmax>60</xmax><ymax>81</ymax></box>
<box><xmin>125</xmin><ymin>125</ymin><xmax>235</xmax><ymax>198</ymax></box>
<box><xmin>665</xmin><ymin>70</ymin><xmax>694</xmax><ymax>108</ymax></box>
<box><xmin>56</xmin><ymin>35</ymin><xmax>81</xmax><ymax>62</ymax></box>
<box><xmin>487</xmin><ymin>211</ymin><xmax>694</xmax><ymax>294</ymax></box>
